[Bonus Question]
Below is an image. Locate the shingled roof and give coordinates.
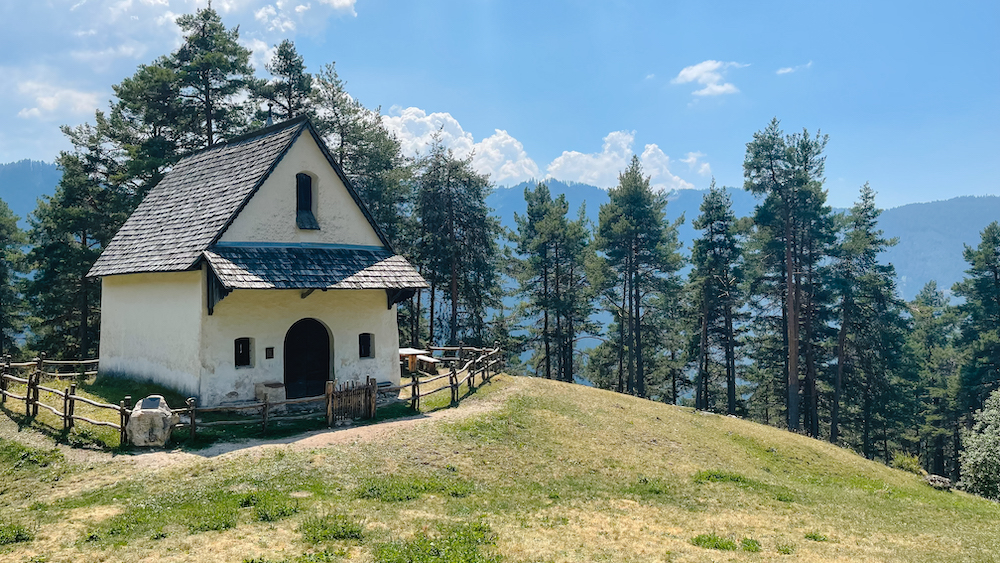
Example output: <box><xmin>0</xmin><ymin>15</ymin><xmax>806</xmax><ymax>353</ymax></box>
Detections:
<box><xmin>88</xmin><ymin>117</ymin><xmax>397</xmax><ymax>278</ymax></box>
<box><xmin>203</xmin><ymin>245</ymin><xmax>428</xmax><ymax>290</ymax></box>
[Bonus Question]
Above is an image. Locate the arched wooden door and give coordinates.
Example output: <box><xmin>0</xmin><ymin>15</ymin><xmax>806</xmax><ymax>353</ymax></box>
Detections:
<box><xmin>284</xmin><ymin>318</ymin><xmax>331</xmax><ymax>399</ymax></box>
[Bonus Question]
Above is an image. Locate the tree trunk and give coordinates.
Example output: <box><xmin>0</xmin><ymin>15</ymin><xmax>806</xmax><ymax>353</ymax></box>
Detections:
<box><xmin>725</xmin><ymin>302</ymin><xmax>736</xmax><ymax>415</ymax></box>
<box><xmin>697</xmin><ymin>286</ymin><xmax>709</xmax><ymax>410</ymax></box>
<box><xmin>429</xmin><ymin>282</ymin><xmax>436</xmax><ymax>346</ymax></box>
<box><xmin>784</xmin><ymin>203</ymin><xmax>801</xmax><ymax>431</ymax></box>
<box><xmin>831</xmin><ymin>299</ymin><xmax>849</xmax><ymax>444</ymax></box>
<box><xmin>634</xmin><ymin>263</ymin><xmax>644</xmax><ymax>397</ymax></box>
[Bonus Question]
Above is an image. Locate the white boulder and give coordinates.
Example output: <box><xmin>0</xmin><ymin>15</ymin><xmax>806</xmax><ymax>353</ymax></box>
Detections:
<box><xmin>126</xmin><ymin>395</ymin><xmax>180</xmax><ymax>447</ymax></box>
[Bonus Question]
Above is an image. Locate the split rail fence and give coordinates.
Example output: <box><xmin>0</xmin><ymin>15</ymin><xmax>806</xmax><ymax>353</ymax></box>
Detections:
<box><xmin>0</xmin><ymin>346</ymin><xmax>504</xmax><ymax>446</ymax></box>
<box><xmin>0</xmin><ymin>354</ymin><xmax>125</xmax><ymax>442</ymax></box>
<box><xmin>386</xmin><ymin>346</ymin><xmax>504</xmax><ymax>411</ymax></box>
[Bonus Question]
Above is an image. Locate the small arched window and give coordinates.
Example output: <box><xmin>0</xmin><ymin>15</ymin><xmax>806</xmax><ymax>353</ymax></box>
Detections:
<box><xmin>296</xmin><ymin>173</ymin><xmax>319</xmax><ymax>230</ymax></box>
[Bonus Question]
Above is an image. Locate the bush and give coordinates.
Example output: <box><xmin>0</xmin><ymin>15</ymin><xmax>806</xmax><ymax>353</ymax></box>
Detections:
<box><xmin>959</xmin><ymin>389</ymin><xmax>1000</xmax><ymax>500</ymax></box>
<box><xmin>690</xmin><ymin>533</ymin><xmax>737</xmax><ymax>551</ymax></box>
<box><xmin>891</xmin><ymin>452</ymin><xmax>925</xmax><ymax>475</ymax></box>
<box><xmin>740</xmin><ymin>538</ymin><xmax>761</xmax><ymax>552</ymax></box>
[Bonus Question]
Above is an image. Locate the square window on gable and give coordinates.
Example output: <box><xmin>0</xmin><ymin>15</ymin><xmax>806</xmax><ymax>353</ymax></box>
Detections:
<box><xmin>359</xmin><ymin>333</ymin><xmax>374</xmax><ymax>358</ymax></box>
<box><xmin>296</xmin><ymin>173</ymin><xmax>320</xmax><ymax>230</ymax></box>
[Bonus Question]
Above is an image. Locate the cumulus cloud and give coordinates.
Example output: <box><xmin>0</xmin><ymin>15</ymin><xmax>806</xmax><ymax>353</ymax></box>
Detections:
<box><xmin>776</xmin><ymin>61</ymin><xmax>813</xmax><ymax>75</ymax></box>
<box><xmin>318</xmin><ymin>0</ymin><xmax>357</xmax><ymax>16</ymax></box>
<box><xmin>383</xmin><ymin>107</ymin><xmax>540</xmax><ymax>184</ymax></box>
<box><xmin>546</xmin><ymin>131</ymin><xmax>695</xmax><ymax>191</ymax></box>
<box><xmin>672</xmin><ymin>60</ymin><xmax>747</xmax><ymax>96</ymax></box>
<box><xmin>680</xmin><ymin>151</ymin><xmax>712</xmax><ymax>176</ymax></box>
<box><xmin>16</xmin><ymin>81</ymin><xmax>101</xmax><ymax>119</ymax></box>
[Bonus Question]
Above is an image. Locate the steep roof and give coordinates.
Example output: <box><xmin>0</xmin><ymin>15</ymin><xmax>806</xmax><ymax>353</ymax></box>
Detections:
<box><xmin>203</xmin><ymin>244</ymin><xmax>428</xmax><ymax>290</ymax></box>
<box><xmin>88</xmin><ymin>117</ymin><xmax>394</xmax><ymax>277</ymax></box>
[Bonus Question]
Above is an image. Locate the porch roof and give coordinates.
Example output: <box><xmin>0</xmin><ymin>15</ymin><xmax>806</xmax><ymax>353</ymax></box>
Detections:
<box><xmin>202</xmin><ymin>244</ymin><xmax>428</xmax><ymax>291</ymax></box>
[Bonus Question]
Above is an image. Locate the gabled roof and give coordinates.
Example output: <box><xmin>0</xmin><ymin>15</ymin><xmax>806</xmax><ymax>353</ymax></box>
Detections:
<box><xmin>88</xmin><ymin>117</ymin><xmax>394</xmax><ymax>278</ymax></box>
<box><xmin>203</xmin><ymin>244</ymin><xmax>428</xmax><ymax>290</ymax></box>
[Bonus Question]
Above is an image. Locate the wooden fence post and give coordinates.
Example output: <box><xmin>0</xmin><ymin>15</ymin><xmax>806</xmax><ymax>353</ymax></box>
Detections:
<box><xmin>68</xmin><ymin>384</ymin><xmax>76</xmax><ymax>429</ymax></box>
<box><xmin>187</xmin><ymin>398</ymin><xmax>197</xmax><ymax>443</ymax></box>
<box><xmin>411</xmin><ymin>374</ymin><xmax>420</xmax><ymax>411</ymax></box>
<box><xmin>62</xmin><ymin>387</ymin><xmax>70</xmax><ymax>431</ymax></box>
<box><xmin>262</xmin><ymin>393</ymin><xmax>270</xmax><ymax>433</ymax></box>
<box><xmin>26</xmin><ymin>359</ymin><xmax>37</xmax><ymax>417</ymax></box>
<box><xmin>0</xmin><ymin>355</ymin><xmax>8</xmax><ymax>405</ymax></box>
<box><xmin>119</xmin><ymin>400</ymin><xmax>128</xmax><ymax>446</ymax></box>
<box><xmin>326</xmin><ymin>380</ymin><xmax>334</xmax><ymax>427</ymax></box>
<box><xmin>369</xmin><ymin>377</ymin><xmax>377</xmax><ymax>419</ymax></box>
<box><xmin>450</xmin><ymin>366</ymin><xmax>458</xmax><ymax>404</ymax></box>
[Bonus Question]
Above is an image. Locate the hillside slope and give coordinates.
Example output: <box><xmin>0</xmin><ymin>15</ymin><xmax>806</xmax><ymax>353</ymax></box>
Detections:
<box><xmin>1</xmin><ymin>375</ymin><xmax>996</xmax><ymax>562</ymax></box>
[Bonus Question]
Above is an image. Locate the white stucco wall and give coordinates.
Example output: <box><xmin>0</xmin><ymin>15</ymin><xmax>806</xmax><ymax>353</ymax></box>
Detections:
<box><xmin>200</xmin><ymin>288</ymin><xmax>400</xmax><ymax>406</ymax></box>
<box><xmin>98</xmin><ymin>270</ymin><xmax>204</xmax><ymax>397</ymax></box>
<box><xmin>218</xmin><ymin>130</ymin><xmax>384</xmax><ymax>247</ymax></box>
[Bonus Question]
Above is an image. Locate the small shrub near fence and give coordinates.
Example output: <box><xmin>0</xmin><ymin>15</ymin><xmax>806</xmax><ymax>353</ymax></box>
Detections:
<box><xmin>0</xmin><ymin>346</ymin><xmax>503</xmax><ymax>448</ymax></box>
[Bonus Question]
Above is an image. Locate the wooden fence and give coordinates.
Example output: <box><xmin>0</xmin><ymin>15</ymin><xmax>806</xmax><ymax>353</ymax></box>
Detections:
<box><xmin>178</xmin><ymin>378</ymin><xmax>378</xmax><ymax>440</ymax></box>
<box><xmin>0</xmin><ymin>345</ymin><xmax>504</xmax><ymax>446</ymax></box>
<box><xmin>384</xmin><ymin>346</ymin><xmax>503</xmax><ymax>411</ymax></box>
<box><xmin>0</xmin><ymin>354</ymin><xmax>128</xmax><ymax>444</ymax></box>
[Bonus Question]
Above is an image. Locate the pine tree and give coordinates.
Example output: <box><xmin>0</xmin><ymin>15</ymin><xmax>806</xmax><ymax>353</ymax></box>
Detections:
<box><xmin>953</xmin><ymin>222</ymin><xmax>1000</xmax><ymax>418</ymax></box>
<box><xmin>830</xmin><ymin>184</ymin><xmax>897</xmax><ymax>443</ymax></box>
<box><xmin>413</xmin><ymin>138</ymin><xmax>499</xmax><ymax>345</ymax></box>
<box><xmin>689</xmin><ymin>182</ymin><xmax>745</xmax><ymax>413</ymax></box>
<box><xmin>743</xmin><ymin>118</ymin><xmax>829</xmax><ymax>431</ymax></box>
<box><xmin>252</xmin><ymin>39</ymin><xmax>315</xmax><ymax>122</ymax></box>
<box><xmin>514</xmin><ymin>183</ymin><xmax>595</xmax><ymax>382</ymax></box>
<box><xmin>0</xmin><ymin>199</ymin><xmax>26</xmax><ymax>357</ymax></box>
<box><xmin>908</xmin><ymin>281</ymin><xmax>963</xmax><ymax>477</ymax></box>
<box><xmin>595</xmin><ymin>156</ymin><xmax>682</xmax><ymax>397</ymax></box>
<box><xmin>172</xmin><ymin>7</ymin><xmax>254</xmax><ymax>146</ymax></box>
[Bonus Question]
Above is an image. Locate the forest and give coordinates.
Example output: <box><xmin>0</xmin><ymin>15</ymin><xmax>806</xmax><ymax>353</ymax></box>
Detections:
<box><xmin>1</xmin><ymin>7</ymin><xmax>998</xmax><ymax>495</ymax></box>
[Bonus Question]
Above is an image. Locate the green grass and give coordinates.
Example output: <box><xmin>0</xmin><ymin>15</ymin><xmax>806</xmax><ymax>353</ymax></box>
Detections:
<box><xmin>356</xmin><ymin>474</ymin><xmax>474</xmax><ymax>502</ymax></box>
<box><xmin>690</xmin><ymin>533</ymin><xmax>737</xmax><ymax>550</ymax></box>
<box><xmin>300</xmin><ymin>514</ymin><xmax>364</xmax><ymax>543</ymax></box>
<box><xmin>1</xmin><ymin>374</ymin><xmax>999</xmax><ymax>562</ymax></box>
<box><xmin>373</xmin><ymin>522</ymin><xmax>500</xmax><ymax>563</ymax></box>
<box><xmin>0</xmin><ymin>523</ymin><xmax>32</xmax><ymax>545</ymax></box>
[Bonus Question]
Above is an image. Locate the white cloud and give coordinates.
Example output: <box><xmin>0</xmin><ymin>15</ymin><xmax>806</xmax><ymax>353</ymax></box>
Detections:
<box><xmin>546</xmin><ymin>131</ymin><xmax>695</xmax><ymax>191</ymax></box>
<box><xmin>672</xmin><ymin>60</ymin><xmax>747</xmax><ymax>96</ymax></box>
<box><xmin>640</xmin><ymin>144</ymin><xmax>695</xmax><ymax>191</ymax></box>
<box><xmin>680</xmin><ymin>151</ymin><xmax>712</xmax><ymax>176</ymax></box>
<box><xmin>71</xmin><ymin>42</ymin><xmax>147</xmax><ymax>63</ymax></box>
<box><xmin>244</xmin><ymin>38</ymin><xmax>278</xmax><ymax>71</ymax></box>
<box><xmin>318</xmin><ymin>0</ymin><xmax>356</xmax><ymax>16</ymax></box>
<box><xmin>295</xmin><ymin>3</ymin><xmax>310</xmax><ymax>12</ymax></box>
<box><xmin>776</xmin><ymin>61</ymin><xmax>813</xmax><ymax>75</ymax></box>
<box><xmin>382</xmin><ymin>107</ymin><xmax>540</xmax><ymax>184</ymax></box>
<box><xmin>16</xmin><ymin>81</ymin><xmax>101</xmax><ymax>119</ymax></box>
<box><xmin>471</xmin><ymin>130</ymin><xmax>541</xmax><ymax>184</ymax></box>
<box><xmin>547</xmin><ymin>131</ymin><xmax>635</xmax><ymax>189</ymax></box>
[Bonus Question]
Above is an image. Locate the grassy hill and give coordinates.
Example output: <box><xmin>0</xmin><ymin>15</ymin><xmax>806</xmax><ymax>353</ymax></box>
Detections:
<box><xmin>0</xmin><ymin>376</ymin><xmax>998</xmax><ymax>562</ymax></box>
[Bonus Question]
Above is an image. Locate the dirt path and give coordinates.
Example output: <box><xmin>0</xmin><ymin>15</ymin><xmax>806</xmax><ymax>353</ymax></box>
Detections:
<box><xmin>123</xmin><ymin>376</ymin><xmax>522</xmax><ymax>470</ymax></box>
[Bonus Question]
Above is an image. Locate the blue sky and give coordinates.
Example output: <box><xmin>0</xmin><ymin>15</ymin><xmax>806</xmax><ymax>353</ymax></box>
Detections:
<box><xmin>1</xmin><ymin>0</ymin><xmax>997</xmax><ymax>208</ymax></box>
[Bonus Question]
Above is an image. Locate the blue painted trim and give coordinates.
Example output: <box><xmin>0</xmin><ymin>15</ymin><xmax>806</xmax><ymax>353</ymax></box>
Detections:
<box><xmin>212</xmin><ymin>241</ymin><xmax>388</xmax><ymax>252</ymax></box>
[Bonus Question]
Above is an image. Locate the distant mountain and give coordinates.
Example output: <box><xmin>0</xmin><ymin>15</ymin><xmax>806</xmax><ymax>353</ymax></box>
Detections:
<box><xmin>879</xmin><ymin>196</ymin><xmax>1000</xmax><ymax>299</ymax></box>
<box><xmin>490</xmin><ymin>179</ymin><xmax>758</xmax><ymax>246</ymax></box>
<box><xmin>489</xmin><ymin>181</ymin><xmax>1000</xmax><ymax>301</ymax></box>
<box><xmin>0</xmin><ymin>160</ymin><xmax>61</xmax><ymax>226</ymax></box>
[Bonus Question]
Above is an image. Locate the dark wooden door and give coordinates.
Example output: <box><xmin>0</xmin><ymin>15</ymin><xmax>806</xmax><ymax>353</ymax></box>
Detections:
<box><xmin>284</xmin><ymin>318</ymin><xmax>331</xmax><ymax>399</ymax></box>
